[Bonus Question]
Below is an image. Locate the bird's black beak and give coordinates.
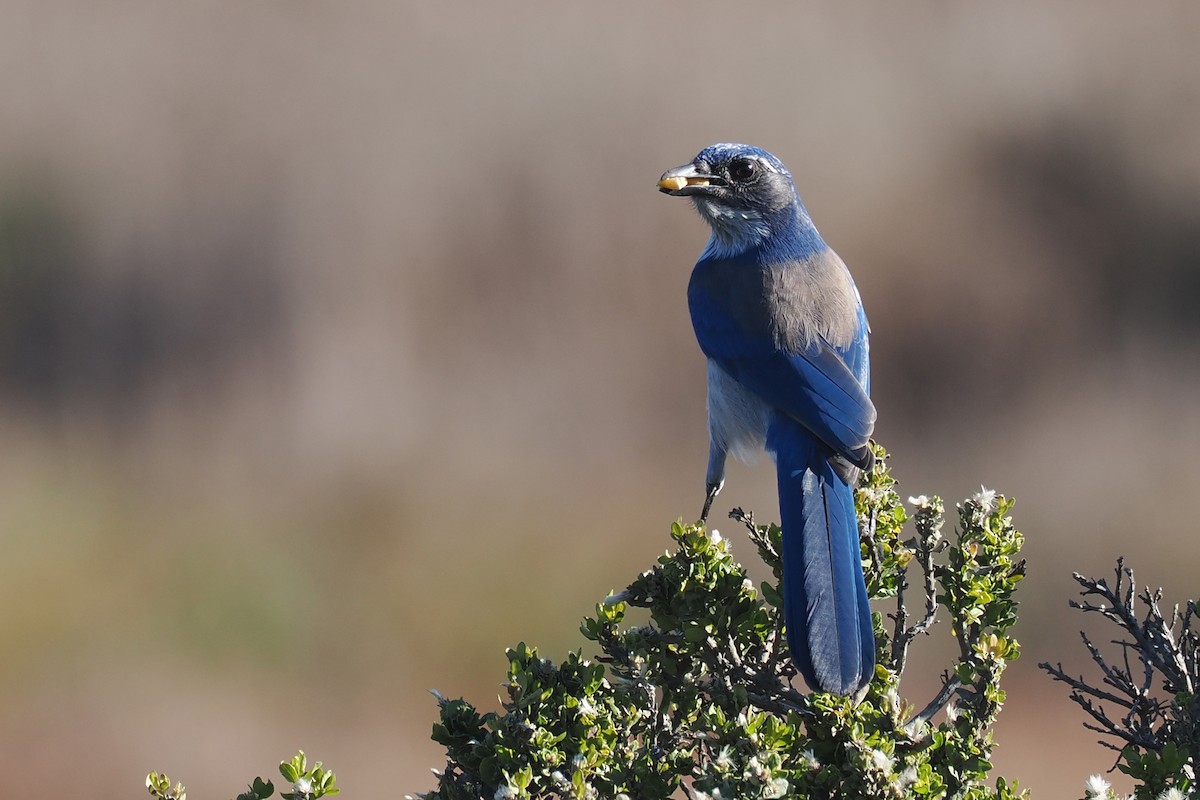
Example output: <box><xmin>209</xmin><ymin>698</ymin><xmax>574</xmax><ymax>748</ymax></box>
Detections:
<box><xmin>658</xmin><ymin>163</ymin><xmax>725</xmax><ymax>196</ymax></box>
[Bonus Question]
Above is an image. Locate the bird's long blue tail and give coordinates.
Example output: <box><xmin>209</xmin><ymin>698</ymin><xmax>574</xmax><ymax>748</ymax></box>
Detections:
<box><xmin>769</xmin><ymin>419</ymin><xmax>874</xmax><ymax>696</ymax></box>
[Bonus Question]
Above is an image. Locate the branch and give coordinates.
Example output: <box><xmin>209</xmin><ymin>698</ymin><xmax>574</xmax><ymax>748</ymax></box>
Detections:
<box><xmin>890</xmin><ymin>499</ymin><xmax>943</xmax><ymax>675</ymax></box>
<box><xmin>902</xmin><ymin>674</ymin><xmax>963</xmax><ymax>739</ymax></box>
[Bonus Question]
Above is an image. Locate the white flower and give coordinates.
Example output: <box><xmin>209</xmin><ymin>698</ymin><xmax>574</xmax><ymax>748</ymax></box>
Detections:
<box><xmin>798</xmin><ymin>749</ymin><xmax>820</xmax><ymax>770</ymax></box>
<box><xmin>742</xmin><ymin>578</ymin><xmax>756</xmax><ymax>595</ymax></box>
<box><xmin>577</xmin><ymin>697</ymin><xmax>598</xmax><ymax>717</ymax></box>
<box><xmin>974</xmin><ymin>486</ymin><xmax>997</xmax><ymax>513</ymax></box>
<box><xmin>870</xmin><ymin>749</ymin><xmax>895</xmax><ymax>775</ymax></box>
<box><xmin>1156</xmin><ymin>789</ymin><xmax>1186</xmax><ymax>800</ymax></box>
<box><xmin>494</xmin><ymin>785</ymin><xmax>516</xmax><ymax>800</ymax></box>
<box><xmin>908</xmin><ymin>495</ymin><xmax>930</xmax><ymax>508</ymax></box>
<box><xmin>744</xmin><ymin>755</ymin><xmax>770</xmax><ymax>783</ymax></box>
<box><xmin>1084</xmin><ymin>774</ymin><xmax>1110</xmax><ymax>798</ymax></box>
<box><xmin>945</xmin><ymin>703</ymin><xmax>960</xmax><ymax>723</ymax></box>
<box><xmin>709</xmin><ymin>529</ymin><xmax>723</xmax><ymax>544</ymax></box>
<box><xmin>897</xmin><ymin>766</ymin><xmax>919</xmax><ymax>788</ymax></box>
<box><xmin>294</xmin><ymin>777</ymin><xmax>313</xmax><ymax>796</ymax></box>
<box><xmin>714</xmin><ymin>746</ymin><xmax>734</xmax><ymax>770</ymax></box>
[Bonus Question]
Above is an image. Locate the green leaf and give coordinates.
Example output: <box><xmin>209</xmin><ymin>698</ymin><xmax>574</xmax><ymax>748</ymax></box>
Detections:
<box><xmin>760</xmin><ymin>581</ymin><xmax>782</xmax><ymax>608</ymax></box>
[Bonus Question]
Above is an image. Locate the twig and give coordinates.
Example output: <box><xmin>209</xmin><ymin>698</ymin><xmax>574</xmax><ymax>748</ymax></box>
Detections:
<box><xmin>1040</xmin><ymin>558</ymin><xmax>1200</xmax><ymax>761</ymax></box>
<box><xmin>903</xmin><ymin>675</ymin><xmax>963</xmax><ymax>738</ymax></box>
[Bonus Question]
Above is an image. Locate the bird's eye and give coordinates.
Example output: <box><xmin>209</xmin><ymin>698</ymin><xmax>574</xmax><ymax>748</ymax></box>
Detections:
<box><xmin>728</xmin><ymin>158</ymin><xmax>758</xmax><ymax>182</ymax></box>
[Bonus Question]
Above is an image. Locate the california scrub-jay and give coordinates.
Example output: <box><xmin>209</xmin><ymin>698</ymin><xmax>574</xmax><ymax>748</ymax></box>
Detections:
<box><xmin>659</xmin><ymin>143</ymin><xmax>876</xmax><ymax>696</ymax></box>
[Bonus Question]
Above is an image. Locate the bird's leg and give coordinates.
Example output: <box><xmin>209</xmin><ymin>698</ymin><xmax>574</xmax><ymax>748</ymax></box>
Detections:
<box><xmin>700</xmin><ymin>440</ymin><xmax>727</xmax><ymax>524</ymax></box>
<box><xmin>700</xmin><ymin>481</ymin><xmax>722</xmax><ymax>523</ymax></box>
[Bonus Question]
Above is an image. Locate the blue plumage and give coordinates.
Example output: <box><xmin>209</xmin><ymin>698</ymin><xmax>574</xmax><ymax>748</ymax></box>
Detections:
<box><xmin>659</xmin><ymin>143</ymin><xmax>876</xmax><ymax>696</ymax></box>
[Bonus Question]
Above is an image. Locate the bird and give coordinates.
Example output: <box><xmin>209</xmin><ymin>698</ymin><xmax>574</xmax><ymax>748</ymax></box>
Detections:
<box><xmin>658</xmin><ymin>143</ymin><xmax>876</xmax><ymax>696</ymax></box>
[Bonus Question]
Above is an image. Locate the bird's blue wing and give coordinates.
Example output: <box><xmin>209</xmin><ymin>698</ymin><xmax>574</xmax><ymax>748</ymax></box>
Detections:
<box><xmin>688</xmin><ymin>278</ymin><xmax>875</xmax><ymax>463</ymax></box>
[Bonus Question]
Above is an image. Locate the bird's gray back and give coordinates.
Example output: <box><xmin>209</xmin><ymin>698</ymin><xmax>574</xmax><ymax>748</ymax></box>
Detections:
<box><xmin>766</xmin><ymin>248</ymin><xmax>861</xmax><ymax>353</ymax></box>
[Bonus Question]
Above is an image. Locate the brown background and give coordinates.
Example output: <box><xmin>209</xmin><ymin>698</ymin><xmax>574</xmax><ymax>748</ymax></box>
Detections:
<box><xmin>2</xmin><ymin>3</ymin><xmax>1199</xmax><ymax>798</ymax></box>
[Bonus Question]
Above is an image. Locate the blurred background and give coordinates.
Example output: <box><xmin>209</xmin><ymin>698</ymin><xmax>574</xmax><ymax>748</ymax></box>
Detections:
<box><xmin>2</xmin><ymin>2</ymin><xmax>1198</xmax><ymax>797</ymax></box>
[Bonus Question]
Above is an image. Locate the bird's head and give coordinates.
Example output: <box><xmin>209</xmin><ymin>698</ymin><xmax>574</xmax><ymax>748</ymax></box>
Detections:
<box><xmin>658</xmin><ymin>143</ymin><xmax>803</xmax><ymax>251</ymax></box>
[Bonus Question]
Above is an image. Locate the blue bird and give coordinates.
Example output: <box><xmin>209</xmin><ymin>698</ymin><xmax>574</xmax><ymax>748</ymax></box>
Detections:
<box><xmin>658</xmin><ymin>143</ymin><xmax>876</xmax><ymax>696</ymax></box>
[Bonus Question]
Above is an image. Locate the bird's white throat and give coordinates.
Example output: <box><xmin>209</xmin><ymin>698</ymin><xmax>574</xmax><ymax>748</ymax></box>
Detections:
<box><xmin>693</xmin><ymin>198</ymin><xmax>771</xmax><ymax>259</ymax></box>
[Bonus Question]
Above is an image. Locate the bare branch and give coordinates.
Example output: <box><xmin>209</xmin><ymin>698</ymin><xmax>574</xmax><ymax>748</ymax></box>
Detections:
<box><xmin>903</xmin><ymin>675</ymin><xmax>963</xmax><ymax>738</ymax></box>
<box><xmin>1042</xmin><ymin>558</ymin><xmax>1200</xmax><ymax>768</ymax></box>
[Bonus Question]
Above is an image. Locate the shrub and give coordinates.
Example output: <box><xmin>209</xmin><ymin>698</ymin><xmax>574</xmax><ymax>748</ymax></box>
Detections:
<box><xmin>1042</xmin><ymin>560</ymin><xmax>1200</xmax><ymax>800</ymax></box>
<box><xmin>414</xmin><ymin>445</ymin><xmax>1027</xmax><ymax>800</ymax></box>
